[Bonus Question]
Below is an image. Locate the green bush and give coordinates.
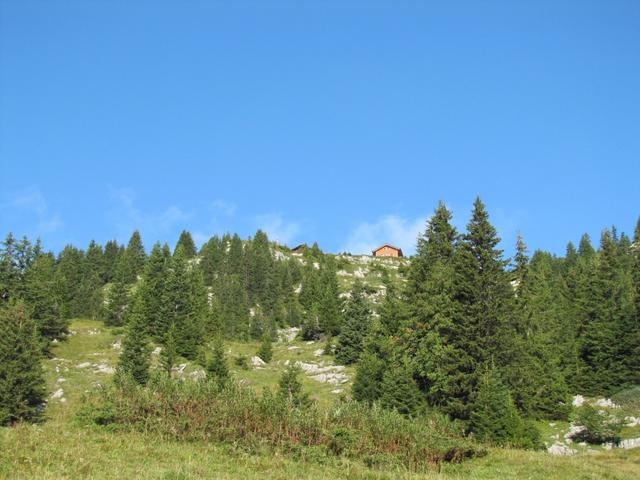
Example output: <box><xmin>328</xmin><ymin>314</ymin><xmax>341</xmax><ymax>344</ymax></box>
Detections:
<box><xmin>570</xmin><ymin>404</ymin><xmax>623</xmax><ymax>444</ymax></box>
<box><xmin>233</xmin><ymin>354</ymin><xmax>249</xmax><ymax>370</ymax></box>
<box><xmin>327</xmin><ymin>426</ymin><xmax>355</xmax><ymax>455</ymax></box>
<box><xmin>77</xmin><ymin>372</ymin><xmax>482</xmax><ymax>470</ymax></box>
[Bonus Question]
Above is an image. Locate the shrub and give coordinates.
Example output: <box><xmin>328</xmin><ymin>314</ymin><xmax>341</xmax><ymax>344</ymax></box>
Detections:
<box><xmin>233</xmin><ymin>354</ymin><xmax>249</xmax><ymax>370</ymax></box>
<box><xmin>256</xmin><ymin>333</ymin><xmax>273</xmax><ymax>363</ymax></box>
<box><xmin>570</xmin><ymin>404</ymin><xmax>623</xmax><ymax>444</ymax></box>
<box><xmin>78</xmin><ymin>372</ymin><xmax>482</xmax><ymax>470</ymax></box>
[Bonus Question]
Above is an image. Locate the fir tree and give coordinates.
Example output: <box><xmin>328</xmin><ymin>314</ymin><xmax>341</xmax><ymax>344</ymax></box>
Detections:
<box><xmin>403</xmin><ymin>202</ymin><xmax>462</xmax><ymax>415</ymax></box>
<box><xmin>352</xmin><ymin>324</ymin><xmax>391</xmax><ymax>404</ymax></box>
<box><xmin>161</xmin><ymin>246</ymin><xmax>206</xmax><ymax>358</ymax></box>
<box><xmin>54</xmin><ymin>245</ymin><xmax>85</xmax><ymax>319</ymax></box>
<box><xmin>628</xmin><ymin>218</ymin><xmax>640</xmax><ymax>385</ymax></box>
<box><xmin>511</xmin><ymin>250</ymin><xmax>572</xmax><ymax>419</ymax></box>
<box><xmin>379</xmin><ymin>356</ymin><xmax>423</xmax><ymax>416</ymax></box>
<box><xmin>0</xmin><ymin>233</ymin><xmax>18</xmax><ymax>303</ymax></box>
<box><xmin>138</xmin><ymin>242</ymin><xmax>168</xmax><ymax>339</ymax></box>
<box><xmin>103</xmin><ymin>240</ymin><xmax>121</xmax><ymax>283</ymax></box>
<box><xmin>122</xmin><ymin>230</ymin><xmax>146</xmax><ymax>283</ymax></box>
<box><xmin>103</xmin><ymin>258</ymin><xmax>130</xmax><ymax>327</ymax></box>
<box><xmin>85</xmin><ymin>240</ymin><xmax>106</xmax><ymax>284</ymax></box>
<box><xmin>318</xmin><ymin>258</ymin><xmax>342</xmax><ymax>335</ymax></box>
<box><xmin>116</xmin><ymin>292</ymin><xmax>151</xmax><ymax>385</ymax></box>
<box><xmin>301</xmin><ymin>303</ymin><xmax>322</xmax><ymax>341</ymax></box>
<box><xmin>206</xmin><ymin>337</ymin><xmax>230</xmax><ymax>386</ymax></box>
<box><xmin>448</xmin><ymin>197</ymin><xmax>516</xmax><ymax>419</ymax></box>
<box><xmin>0</xmin><ymin>303</ymin><xmax>46</xmax><ymax>425</ymax></box>
<box><xmin>469</xmin><ymin>366</ymin><xmax>539</xmax><ymax>449</ymax></box>
<box><xmin>335</xmin><ymin>281</ymin><xmax>371</xmax><ymax>365</ymax></box>
<box><xmin>160</xmin><ymin>323</ymin><xmax>178</xmax><ymax>375</ymax></box>
<box><xmin>22</xmin><ymin>253</ymin><xmax>67</xmax><ymax>350</ymax></box>
<box><xmin>246</xmin><ymin>230</ymin><xmax>274</xmax><ymax>308</ymax></box>
<box><xmin>278</xmin><ymin>363</ymin><xmax>309</xmax><ymax>407</ymax></box>
<box><xmin>512</xmin><ymin>234</ymin><xmax>529</xmax><ymax>289</ymax></box>
<box><xmin>257</xmin><ymin>332</ymin><xmax>273</xmax><ymax>363</ymax></box>
<box><xmin>224</xmin><ymin>234</ymin><xmax>245</xmax><ymax>277</ymax></box>
<box><xmin>175</xmin><ymin>230</ymin><xmax>197</xmax><ymax>259</ymax></box>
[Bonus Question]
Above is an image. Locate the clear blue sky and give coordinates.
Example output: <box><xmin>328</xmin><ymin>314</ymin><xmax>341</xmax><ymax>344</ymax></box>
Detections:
<box><xmin>1</xmin><ymin>1</ymin><xmax>639</xmax><ymax>257</ymax></box>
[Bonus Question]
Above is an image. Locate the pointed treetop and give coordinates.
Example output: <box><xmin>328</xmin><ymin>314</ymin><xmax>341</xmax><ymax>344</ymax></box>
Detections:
<box><xmin>175</xmin><ymin>230</ymin><xmax>197</xmax><ymax>258</ymax></box>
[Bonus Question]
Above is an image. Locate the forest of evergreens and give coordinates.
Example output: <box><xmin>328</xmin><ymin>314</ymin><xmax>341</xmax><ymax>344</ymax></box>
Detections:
<box><xmin>1</xmin><ymin>197</ymin><xmax>639</xmax><ymax>463</ymax></box>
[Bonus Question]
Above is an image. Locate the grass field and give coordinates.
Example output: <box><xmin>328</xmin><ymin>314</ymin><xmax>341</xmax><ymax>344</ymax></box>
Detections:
<box><xmin>1</xmin><ymin>319</ymin><xmax>639</xmax><ymax>479</ymax></box>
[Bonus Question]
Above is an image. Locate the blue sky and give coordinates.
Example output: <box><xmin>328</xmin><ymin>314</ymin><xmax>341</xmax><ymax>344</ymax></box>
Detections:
<box><xmin>1</xmin><ymin>1</ymin><xmax>639</xmax><ymax>257</ymax></box>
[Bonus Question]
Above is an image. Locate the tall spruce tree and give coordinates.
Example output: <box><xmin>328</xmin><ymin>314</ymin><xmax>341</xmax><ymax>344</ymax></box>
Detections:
<box><xmin>511</xmin><ymin>249</ymin><xmax>572</xmax><ymax>419</ymax></box>
<box><xmin>335</xmin><ymin>281</ymin><xmax>371</xmax><ymax>365</ymax></box>
<box><xmin>116</xmin><ymin>292</ymin><xmax>151</xmax><ymax>385</ymax></box>
<box><xmin>161</xmin><ymin>246</ymin><xmax>205</xmax><ymax>358</ymax></box>
<box><xmin>175</xmin><ymin>230</ymin><xmax>197</xmax><ymax>259</ymax></box>
<box><xmin>122</xmin><ymin>230</ymin><xmax>146</xmax><ymax>283</ymax></box>
<box><xmin>0</xmin><ymin>233</ymin><xmax>18</xmax><ymax>303</ymax></box>
<box><xmin>0</xmin><ymin>303</ymin><xmax>46</xmax><ymax>425</ymax></box>
<box><xmin>352</xmin><ymin>323</ymin><xmax>392</xmax><ymax>404</ymax></box>
<box><xmin>138</xmin><ymin>242</ymin><xmax>168</xmax><ymax>339</ymax></box>
<box><xmin>379</xmin><ymin>356</ymin><xmax>423</xmax><ymax>416</ymax></box>
<box><xmin>447</xmin><ymin>198</ymin><xmax>516</xmax><ymax>419</ymax></box>
<box><xmin>206</xmin><ymin>337</ymin><xmax>230</xmax><ymax>386</ymax></box>
<box><xmin>318</xmin><ymin>258</ymin><xmax>342</xmax><ymax>335</ymax></box>
<box><xmin>160</xmin><ymin>323</ymin><xmax>178</xmax><ymax>375</ymax></box>
<box><xmin>469</xmin><ymin>365</ymin><xmax>541</xmax><ymax>449</ymax></box>
<box><xmin>22</xmin><ymin>253</ymin><xmax>67</xmax><ymax>351</ymax></box>
<box><xmin>403</xmin><ymin>202</ymin><xmax>462</xmax><ymax>415</ymax></box>
<box><xmin>628</xmin><ymin>218</ymin><xmax>640</xmax><ymax>385</ymax></box>
<box><xmin>103</xmin><ymin>257</ymin><xmax>130</xmax><ymax>327</ymax></box>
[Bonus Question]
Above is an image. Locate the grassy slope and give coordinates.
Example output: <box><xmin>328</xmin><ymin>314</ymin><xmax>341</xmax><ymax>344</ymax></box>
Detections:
<box><xmin>1</xmin><ymin>319</ymin><xmax>639</xmax><ymax>479</ymax></box>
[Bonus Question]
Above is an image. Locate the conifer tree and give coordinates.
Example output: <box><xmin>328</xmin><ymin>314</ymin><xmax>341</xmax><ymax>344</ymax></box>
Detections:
<box><xmin>379</xmin><ymin>356</ymin><xmax>423</xmax><ymax>416</ymax></box>
<box><xmin>511</xmin><ymin>250</ymin><xmax>572</xmax><ymax>418</ymax></box>
<box><xmin>278</xmin><ymin>363</ymin><xmax>309</xmax><ymax>407</ymax></box>
<box><xmin>103</xmin><ymin>240</ymin><xmax>121</xmax><ymax>283</ymax></box>
<box><xmin>299</xmin><ymin>262</ymin><xmax>321</xmax><ymax>311</ymax></box>
<box><xmin>628</xmin><ymin>218</ymin><xmax>640</xmax><ymax>385</ymax></box>
<box><xmin>318</xmin><ymin>258</ymin><xmax>342</xmax><ymax>335</ymax></box>
<box><xmin>469</xmin><ymin>366</ymin><xmax>539</xmax><ymax>449</ymax></box>
<box><xmin>160</xmin><ymin>323</ymin><xmax>178</xmax><ymax>375</ymax></box>
<box><xmin>161</xmin><ymin>246</ymin><xmax>206</xmax><ymax>358</ymax></box>
<box><xmin>0</xmin><ymin>303</ymin><xmax>46</xmax><ymax>425</ymax></box>
<box><xmin>403</xmin><ymin>202</ymin><xmax>462</xmax><ymax>415</ymax></box>
<box><xmin>378</xmin><ymin>275</ymin><xmax>405</xmax><ymax>336</ymax></box>
<box><xmin>206</xmin><ymin>337</ymin><xmax>230</xmax><ymax>386</ymax></box>
<box><xmin>200</xmin><ymin>235</ymin><xmax>224</xmax><ymax>285</ymax></box>
<box><xmin>407</xmin><ymin>201</ymin><xmax>457</xmax><ymax>297</ymax></box>
<box><xmin>352</xmin><ymin>324</ymin><xmax>391</xmax><ymax>404</ymax></box>
<box><xmin>246</xmin><ymin>230</ymin><xmax>274</xmax><ymax>308</ymax></box>
<box><xmin>335</xmin><ymin>281</ymin><xmax>371</xmax><ymax>365</ymax></box>
<box><xmin>85</xmin><ymin>240</ymin><xmax>106</xmax><ymax>284</ymax></box>
<box><xmin>301</xmin><ymin>303</ymin><xmax>321</xmax><ymax>341</ymax></box>
<box><xmin>54</xmin><ymin>245</ymin><xmax>85</xmax><ymax>319</ymax></box>
<box><xmin>175</xmin><ymin>230</ymin><xmax>197</xmax><ymax>259</ymax></box>
<box><xmin>138</xmin><ymin>242</ymin><xmax>168</xmax><ymax>339</ymax></box>
<box><xmin>103</xmin><ymin>258</ymin><xmax>130</xmax><ymax>327</ymax></box>
<box><xmin>257</xmin><ymin>332</ymin><xmax>273</xmax><ymax>363</ymax></box>
<box><xmin>122</xmin><ymin>230</ymin><xmax>146</xmax><ymax>283</ymax></box>
<box><xmin>448</xmin><ymin>197</ymin><xmax>516</xmax><ymax>418</ymax></box>
<box><xmin>0</xmin><ymin>233</ymin><xmax>18</xmax><ymax>303</ymax></box>
<box><xmin>116</xmin><ymin>292</ymin><xmax>151</xmax><ymax>385</ymax></box>
<box><xmin>22</xmin><ymin>253</ymin><xmax>67</xmax><ymax>350</ymax></box>
<box><xmin>225</xmin><ymin>234</ymin><xmax>245</xmax><ymax>277</ymax></box>
<box><xmin>512</xmin><ymin>234</ymin><xmax>529</xmax><ymax>289</ymax></box>
<box><xmin>218</xmin><ymin>274</ymin><xmax>250</xmax><ymax>339</ymax></box>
